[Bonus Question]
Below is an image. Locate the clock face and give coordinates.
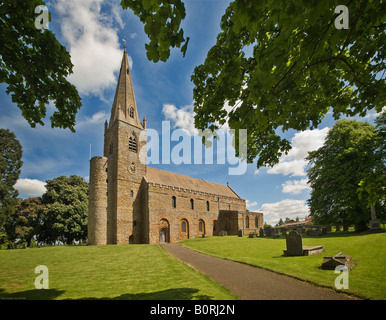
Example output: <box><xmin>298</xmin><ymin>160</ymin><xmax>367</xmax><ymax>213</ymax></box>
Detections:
<box><xmin>128</xmin><ymin>164</ymin><xmax>135</xmax><ymax>174</ymax></box>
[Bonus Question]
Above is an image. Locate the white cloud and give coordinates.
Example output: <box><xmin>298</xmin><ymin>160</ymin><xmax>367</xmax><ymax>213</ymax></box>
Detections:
<box><xmin>54</xmin><ymin>0</ymin><xmax>127</xmax><ymax>95</ymax></box>
<box><xmin>281</xmin><ymin>178</ymin><xmax>310</xmax><ymax>195</ymax></box>
<box><xmin>162</xmin><ymin>103</ymin><xmax>196</xmax><ymax>135</ymax></box>
<box><xmin>268</xmin><ymin>127</ymin><xmax>329</xmax><ymax>176</ymax></box>
<box><xmin>85</xmin><ymin>111</ymin><xmax>109</xmax><ymax>124</ymax></box>
<box><xmin>259</xmin><ymin>199</ymin><xmax>310</xmax><ymax>226</ymax></box>
<box><xmin>76</xmin><ymin>111</ymin><xmax>109</xmax><ymax>129</ymax></box>
<box><xmin>246</xmin><ymin>200</ymin><xmax>258</xmax><ymax>209</ymax></box>
<box><xmin>14</xmin><ymin>179</ymin><xmax>47</xmax><ymax>197</ymax></box>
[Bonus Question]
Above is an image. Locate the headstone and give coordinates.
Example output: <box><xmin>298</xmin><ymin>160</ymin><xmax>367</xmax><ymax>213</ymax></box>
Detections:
<box><xmin>284</xmin><ymin>230</ymin><xmax>303</xmax><ymax>256</ymax></box>
<box><xmin>238</xmin><ymin>230</ymin><xmax>243</xmax><ymax>237</ymax></box>
<box><xmin>259</xmin><ymin>228</ymin><xmax>264</xmax><ymax>237</ymax></box>
<box><xmin>248</xmin><ymin>233</ymin><xmax>254</xmax><ymax>238</ymax></box>
<box><xmin>321</xmin><ymin>252</ymin><xmax>354</xmax><ymax>270</ymax></box>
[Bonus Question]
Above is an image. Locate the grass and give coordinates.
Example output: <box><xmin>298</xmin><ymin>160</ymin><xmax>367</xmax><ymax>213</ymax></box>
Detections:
<box><xmin>181</xmin><ymin>232</ymin><xmax>386</xmax><ymax>300</ymax></box>
<box><xmin>0</xmin><ymin>244</ymin><xmax>237</xmax><ymax>300</ymax></box>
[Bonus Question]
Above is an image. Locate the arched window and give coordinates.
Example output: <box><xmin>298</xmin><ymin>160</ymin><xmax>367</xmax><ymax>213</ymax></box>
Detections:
<box><xmin>255</xmin><ymin>216</ymin><xmax>259</xmax><ymax>228</ymax></box>
<box><xmin>190</xmin><ymin>199</ymin><xmax>194</xmax><ymax>210</ymax></box>
<box><xmin>246</xmin><ymin>215</ymin><xmax>250</xmax><ymax>229</ymax></box>
<box><xmin>129</xmin><ymin>133</ymin><xmax>137</xmax><ymax>152</ymax></box>
<box><xmin>129</xmin><ymin>106</ymin><xmax>134</xmax><ymax>118</ymax></box>
<box><xmin>181</xmin><ymin>220</ymin><xmax>187</xmax><ymax>232</ymax></box>
<box><xmin>206</xmin><ymin>201</ymin><xmax>210</xmax><ymax>211</ymax></box>
<box><xmin>172</xmin><ymin>196</ymin><xmax>176</xmax><ymax>208</ymax></box>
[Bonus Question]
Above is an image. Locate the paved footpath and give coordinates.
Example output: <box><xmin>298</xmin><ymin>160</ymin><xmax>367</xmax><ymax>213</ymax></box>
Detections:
<box><xmin>161</xmin><ymin>243</ymin><xmax>355</xmax><ymax>300</ymax></box>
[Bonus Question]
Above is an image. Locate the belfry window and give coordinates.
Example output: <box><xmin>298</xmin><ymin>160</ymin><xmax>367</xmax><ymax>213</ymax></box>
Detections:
<box><xmin>129</xmin><ymin>106</ymin><xmax>134</xmax><ymax>118</ymax></box>
<box><xmin>129</xmin><ymin>133</ymin><xmax>137</xmax><ymax>152</ymax></box>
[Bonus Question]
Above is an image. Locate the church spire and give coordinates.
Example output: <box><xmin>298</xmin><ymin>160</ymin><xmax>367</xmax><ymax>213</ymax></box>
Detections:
<box><xmin>109</xmin><ymin>48</ymin><xmax>143</xmax><ymax>129</ymax></box>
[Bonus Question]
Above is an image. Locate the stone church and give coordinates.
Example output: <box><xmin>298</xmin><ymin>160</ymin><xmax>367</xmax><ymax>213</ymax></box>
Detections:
<box><xmin>87</xmin><ymin>48</ymin><xmax>263</xmax><ymax>245</ymax></box>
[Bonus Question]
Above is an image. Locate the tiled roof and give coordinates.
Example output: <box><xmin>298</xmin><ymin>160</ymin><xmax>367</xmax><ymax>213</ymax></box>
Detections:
<box><xmin>146</xmin><ymin>167</ymin><xmax>241</xmax><ymax>199</ymax></box>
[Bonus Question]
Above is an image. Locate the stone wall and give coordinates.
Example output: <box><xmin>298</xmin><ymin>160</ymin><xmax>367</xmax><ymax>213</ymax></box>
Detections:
<box><xmin>146</xmin><ymin>182</ymin><xmax>247</xmax><ymax>244</ymax></box>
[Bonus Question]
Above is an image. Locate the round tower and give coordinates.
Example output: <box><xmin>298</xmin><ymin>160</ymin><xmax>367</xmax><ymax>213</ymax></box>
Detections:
<box><xmin>88</xmin><ymin>156</ymin><xmax>108</xmax><ymax>245</ymax></box>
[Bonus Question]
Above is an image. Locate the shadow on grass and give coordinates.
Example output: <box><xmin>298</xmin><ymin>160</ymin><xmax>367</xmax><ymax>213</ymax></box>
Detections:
<box><xmin>0</xmin><ymin>288</ymin><xmax>213</xmax><ymax>300</ymax></box>
<box><xmin>0</xmin><ymin>288</ymin><xmax>65</xmax><ymax>300</ymax></box>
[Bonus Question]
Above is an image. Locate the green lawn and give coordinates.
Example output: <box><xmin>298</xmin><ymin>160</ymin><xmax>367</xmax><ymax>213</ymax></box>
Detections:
<box><xmin>181</xmin><ymin>232</ymin><xmax>386</xmax><ymax>300</ymax></box>
<box><xmin>0</xmin><ymin>244</ymin><xmax>237</xmax><ymax>300</ymax></box>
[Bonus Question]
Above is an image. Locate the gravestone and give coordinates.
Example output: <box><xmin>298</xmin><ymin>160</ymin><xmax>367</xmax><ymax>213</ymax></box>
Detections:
<box><xmin>238</xmin><ymin>230</ymin><xmax>243</xmax><ymax>237</ymax></box>
<box><xmin>284</xmin><ymin>230</ymin><xmax>303</xmax><ymax>256</ymax></box>
<box><xmin>322</xmin><ymin>252</ymin><xmax>354</xmax><ymax>270</ymax></box>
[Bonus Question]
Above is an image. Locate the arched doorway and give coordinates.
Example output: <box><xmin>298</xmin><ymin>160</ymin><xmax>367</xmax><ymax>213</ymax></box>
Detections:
<box><xmin>198</xmin><ymin>219</ymin><xmax>205</xmax><ymax>236</ymax></box>
<box><xmin>159</xmin><ymin>218</ymin><xmax>170</xmax><ymax>243</ymax></box>
<box><xmin>180</xmin><ymin>219</ymin><xmax>189</xmax><ymax>240</ymax></box>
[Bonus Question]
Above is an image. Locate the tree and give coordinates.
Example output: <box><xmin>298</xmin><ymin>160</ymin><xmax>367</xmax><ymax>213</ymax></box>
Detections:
<box><xmin>306</xmin><ymin>119</ymin><xmax>385</xmax><ymax>231</ymax></box>
<box><xmin>0</xmin><ymin>129</ymin><xmax>23</xmax><ymax>246</ymax></box>
<box><xmin>0</xmin><ymin>0</ymin><xmax>82</xmax><ymax>132</ymax></box>
<box><xmin>5</xmin><ymin>197</ymin><xmax>44</xmax><ymax>247</ymax></box>
<box><xmin>122</xmin><ymin>0</ymin><xmax>385</xmax><ymax>167</ymax></box>
<box><xmin>40</xmin><ymin>176</ymin><xmax>88</xmax><ymax>244</ymax></box>
<box><xmin>357</xmin><ymin>112</ymin><xmax>386</xmax><ymax>207</ymax></box>
<box><xmin>120</xmin><ymin>0</ymin><xmax>189</xmax><ymax>63</ymax></box>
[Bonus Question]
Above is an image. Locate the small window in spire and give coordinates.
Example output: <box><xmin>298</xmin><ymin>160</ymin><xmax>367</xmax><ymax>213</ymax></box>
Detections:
<box><xmin>129</xmin><ymin>106</ymin><xmax>134</xmax><ymax>118</ymax></box>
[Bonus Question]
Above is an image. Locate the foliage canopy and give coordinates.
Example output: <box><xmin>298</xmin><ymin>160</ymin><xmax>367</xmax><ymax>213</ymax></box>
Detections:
<box><xmin>122</xmin><ymin>0</ymin><xmax>385</xmax><ymax>167</ymax></box>
<box><xmin>0</xmin><ymin>0</ymin><xmax>82</xmax><ymax>132</ymax></box>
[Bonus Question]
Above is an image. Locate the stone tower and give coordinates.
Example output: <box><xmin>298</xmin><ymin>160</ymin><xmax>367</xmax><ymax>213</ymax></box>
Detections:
<box><xmin>88</xmin><ymin>48</ymin><xmax>147</xmax><ymax>245</ymax></box>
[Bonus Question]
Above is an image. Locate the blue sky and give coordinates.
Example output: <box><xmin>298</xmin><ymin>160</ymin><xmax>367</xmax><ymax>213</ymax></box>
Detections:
<box><xmin>0</xmin><ymin>0</ymin><xmax>382</xmax><ymax>226</ymax></box>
